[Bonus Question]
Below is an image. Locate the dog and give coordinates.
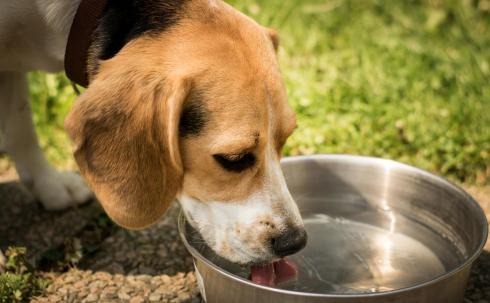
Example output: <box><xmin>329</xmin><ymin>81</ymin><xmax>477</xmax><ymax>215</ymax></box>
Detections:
<box><xmin>0</xmin><ymin>0</ymin><xmax>307</xmax><ymax>266</ymax></box>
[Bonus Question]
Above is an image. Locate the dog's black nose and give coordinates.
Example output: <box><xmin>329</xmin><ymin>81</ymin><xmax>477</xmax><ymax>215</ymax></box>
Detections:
<box><xmin>271</xmin><ymin>226</ymin><xmax>308</xmax><ymax>257</ymax></box>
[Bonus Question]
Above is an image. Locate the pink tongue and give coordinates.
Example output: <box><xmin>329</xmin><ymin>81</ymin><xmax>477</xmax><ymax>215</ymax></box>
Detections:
<box><xmin>250</xmin><ymin>258</ymin><xmax>298</xmax><ymax>286</ymax></box>
<box><xmin>250</xmin><ymin>263</ymin><xmax>275</xmax><ymax>285</ymax></box>
<box><xmin>273</xmin><ymin>258</ymin><xmax>298</xmax><ymax>283</ymax></box>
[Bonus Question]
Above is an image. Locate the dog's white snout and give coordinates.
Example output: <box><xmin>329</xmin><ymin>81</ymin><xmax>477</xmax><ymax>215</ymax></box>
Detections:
<box><xmin>258</xmin><ymin>218</ymin><xmax>277</xmax><ymax>229</ymax></box>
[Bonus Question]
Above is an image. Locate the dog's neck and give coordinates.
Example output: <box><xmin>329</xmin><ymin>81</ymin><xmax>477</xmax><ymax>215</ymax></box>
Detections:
<box><xmin>77</xmin><ymin>0</ymin><xmax>189</xmax><ymax>86</ymax></box>
<box><xmin>0</xmin><ymin>0</ymin><xmax>188</xmax><ymax>76</ymax></box>
<box><xmin>65</xmin><ymin>0</ymin><xmax>109</xmax><ymax>87</ymax></box>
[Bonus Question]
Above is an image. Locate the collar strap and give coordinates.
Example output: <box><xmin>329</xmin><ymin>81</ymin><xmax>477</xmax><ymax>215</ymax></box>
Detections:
<box><xmin>65</xmin><ymin>0</ymin><xmax>109</xmax><ymax>87</ymax></box>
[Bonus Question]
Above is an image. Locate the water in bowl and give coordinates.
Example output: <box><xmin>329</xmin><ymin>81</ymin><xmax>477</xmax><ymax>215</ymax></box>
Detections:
<box><xmin>274</xmin><ymin>213</ymin><xmax>448</xmax><ymax>293</ymax></box>
<box><xmin>187</xmin><ymin>197</ymin><xmax>466</xmax><ymax>294</ymax></box>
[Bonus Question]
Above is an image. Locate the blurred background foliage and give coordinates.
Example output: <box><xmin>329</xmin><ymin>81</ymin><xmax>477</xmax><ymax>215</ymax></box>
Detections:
<box><xmin>23</xmin><ymin>0</ymin><xmax>489</xmax><ymax>184</ymax></box>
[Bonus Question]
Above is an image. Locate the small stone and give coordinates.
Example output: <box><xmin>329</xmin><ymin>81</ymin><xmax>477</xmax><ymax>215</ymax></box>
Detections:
<box><xmin>100</xmin><ymin>291</ymin><xmax>118</xmax><ymax>300</ymax></box>
<box><xmin>155</xmin><ymin>285</ymin><xmax>169</xmax><ymax>294</ymax></box>
<box><xmin>149</xmin><ymin>293</ymin><xmax>162</xmax><ymax>301</ymax></box>
<box><xmin>120</xmin><ymin>286</ymin><xmax>134</xmax><ymax>294</ymax></box>
<box><xmin>78</xmin><ymin>290</ymin><xmax>89</xmax><ymax>299</ymax></box>
<box><xmin>150</xmin><ymin>276</ymin><xmax>161</xmax><ymax>285</ymax></box>
<box><xmin>157</xmin><ymin>249</ymin><xmax>168</xmax><ymax>258</ymax></box>
<box><xmin>105</xmin><ymin>262</ymin><xmax>125</xmax><ymax>274</ymax></box>
<box><xmin>129</xmin><ymin>297</ymin><xmax>145</xmax><ymax>303</ymax></box>
<box><xmin>73</xmin><ymin>280</ymin><xmax>88</xmax><ymax>288</ymax></box>
<box><xmin>178</xmin><ymin>293</ymin><xmax>191</xmax><ymax>301</ymax></box>
<box><xmin>128</xmin><ymin>279</ymin><xmax>145</xmax><ymax>288</ymax></box>
<box><xmin>138</xmin><ymin>274</ymin><xmax>152</xmax><ymax>282</ymax></box>
<box><xmin>66</xmin><ymin>292</ymin><xmax>78</xmax><ymax>303</ymax></box>
<box><xmin>115</xmin><ymin>252</ymin><xmax>126</xmax><ymax>262</ymax></box>
<box><xmin>58</xmin><ymin>287</ymin><xmax>68</xmax><ymax>295</ymax></box>
<box><xmin>48</xmin><ymin>295</ymin><xmax>61</xmax><ymax>302</ymax></box>
<box><xmin>64</xmin><ymin>276</ymin><xmax>77</xmax><ymax>284</ymax></box>
<box><xmin>94</xmin><ymin>272</ymin><xmax>112</xmax><ymax>281</ymax></box>
<box><xmin>154</xmin><ymin>288</ymin><xmax>174</xmax><ymax>300</ymax></box>
<box><xmin>85</xmin><ymin>294</ymin><xmax>98</xmax><ymax>302</ymax></box>
<box><xmin>186</xmin><ymin>273</ymin><xmax>196</xmax><ymax>283</ymax></box>
<box><xmin>471</xmin><ymin>293</ymin><xmax>483</xmax><ymax>300</ymax></box>
<box><xmin>104</xmin><ymin>286</ymin><xmax>119</xmax><ymax>294</ymax></box>
<box><xmin>82</xmin><ymin>270</ymin><xmax>93</xmax><ymax>278</ymax></box>
<box><xmin>118</xmin><ymin>293</ymin><xmax>131</xmax><ymax>300</ymax></box>
<box><xmin>88</xmin><ymin>280</ymin><xmax>107</xmax><ymax>289</ymax></box>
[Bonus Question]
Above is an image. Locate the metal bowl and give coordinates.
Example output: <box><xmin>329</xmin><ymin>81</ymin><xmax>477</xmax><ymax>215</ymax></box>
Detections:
<box><xmin>178</xmin><ymin>155</ymin><xmax>488</xmax><ymax>303</ymax></box>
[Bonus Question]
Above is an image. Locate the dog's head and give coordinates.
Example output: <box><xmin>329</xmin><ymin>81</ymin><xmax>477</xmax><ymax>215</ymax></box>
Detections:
<box><xmin>65</xmin><ymin>0</ymin><xmax>306</xmax><ymax>265</ymax></box>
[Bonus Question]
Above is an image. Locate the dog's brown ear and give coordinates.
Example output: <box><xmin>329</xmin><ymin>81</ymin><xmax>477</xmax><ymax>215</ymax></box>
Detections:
<box><xmin>65</xmin><ymin>65</ymin><xmax>189</xmax><ymax>229</ymax></box>
<box><xmin>266</xmin><ymin>28</ymin><xmax>279</xmax><ymax>52</ymax></box>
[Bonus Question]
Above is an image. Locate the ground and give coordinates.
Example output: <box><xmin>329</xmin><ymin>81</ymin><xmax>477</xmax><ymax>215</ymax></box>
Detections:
<box><xmin>0</xmin><ymin>171</ymin><xmax>200</xmax><ymax>303</ymax></box>
<box><xmin>0</xmin><ymin>170</ymin><xmax>489</xmax><ymax>302</ymax></box>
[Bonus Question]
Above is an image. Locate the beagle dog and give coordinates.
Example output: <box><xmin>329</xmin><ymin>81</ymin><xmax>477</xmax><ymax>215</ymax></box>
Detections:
<box><xmin>0</xmin><ymin>0</ymin><xmax>307</xmax><ymax>265</ymax></box>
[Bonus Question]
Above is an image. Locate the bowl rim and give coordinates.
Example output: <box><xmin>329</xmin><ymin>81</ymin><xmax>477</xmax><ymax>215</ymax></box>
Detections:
<box><xmin>178</xmin><ymin>154</ymin><xmax>488</xmax><ymax>298</ymax></box>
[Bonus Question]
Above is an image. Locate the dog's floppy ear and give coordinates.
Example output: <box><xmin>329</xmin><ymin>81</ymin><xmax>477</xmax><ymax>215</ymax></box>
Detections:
<box><xmin>65</xmin><ymin>65</ymin><xmax>189</xmax><ymax>229</ymax></box>
<box><xmin>266</xmin><ymin>28</ymin><xmax>279</xmax><ymax>52</ymax></box>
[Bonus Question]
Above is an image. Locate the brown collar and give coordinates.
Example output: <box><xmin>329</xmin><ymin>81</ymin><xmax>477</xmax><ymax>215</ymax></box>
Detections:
<box><xmin>65</xmin><ymin>0</ymin><xmax>109</xmax><ymax>87</ymax></box>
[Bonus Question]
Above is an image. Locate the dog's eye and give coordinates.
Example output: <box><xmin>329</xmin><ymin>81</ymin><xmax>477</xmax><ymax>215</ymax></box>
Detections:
<box><xmin>213</xmin><ymin>153</ymin><xmax>256</xmax><ymax>172</ymax></box>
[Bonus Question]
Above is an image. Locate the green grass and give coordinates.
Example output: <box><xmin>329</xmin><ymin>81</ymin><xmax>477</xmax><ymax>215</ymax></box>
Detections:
<box><xmin>0</xmin><ymin>247</ymin><xmax>49</xmax><ymax>303</ymax></box>
<box><xmin>25</xmin><ymin>0</ymin><xmax>489</xmax><ymax>183</ymax></box>
<box><xmin>27</xmin><ymin>73</ymin><xmax>78</xmax><ymax>170</ymax></box>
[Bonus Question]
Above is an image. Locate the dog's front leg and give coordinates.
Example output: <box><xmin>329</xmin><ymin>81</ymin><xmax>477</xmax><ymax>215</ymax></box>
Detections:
<box><xmin>0</xmin><ymin>72</ymin><xmax>92</xmax><ymax>210</ymax></box>
<box><xmin>0</xmin><ymin>249</ymin><xmax>5</xmax><ymax>273</ymax></box>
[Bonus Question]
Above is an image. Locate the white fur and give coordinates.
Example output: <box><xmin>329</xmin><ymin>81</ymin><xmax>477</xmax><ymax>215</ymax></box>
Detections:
<box><xmin>0</xmin><ymin>1</ymin><xmax>80</xmax><ymax>72</ymax></box>
<box><xmin>179</xmin><ymin>94</ymin><xmax>303</xmax><ymax>264</ymax></box>
<box><xmin>0</xmin><ymin>249</ymin><xmax>5</xmax><ymax>272</ymax></box>
<box><xmin>0</xmin><ymin>0</ymin><xmax>92</xmax><ymax>209</ymax></box>
<box><xmin>180</xmin><ymin>192</ymin><xmax>274</xmax><ymax>263</ymax></box>
<box><xmin>179</xmin><ymin>145</ymin><xmax>303</xmax><ymax>264</ymax></box>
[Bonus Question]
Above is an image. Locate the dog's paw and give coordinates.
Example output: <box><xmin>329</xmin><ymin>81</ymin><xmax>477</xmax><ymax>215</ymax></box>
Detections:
<box><xmin>31</xmin><ymin>170</ymin><xmax>93</xmax><ymax>211</ymax></box>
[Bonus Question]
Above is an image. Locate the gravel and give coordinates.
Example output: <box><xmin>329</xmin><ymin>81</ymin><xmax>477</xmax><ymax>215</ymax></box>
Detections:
<box><xmin>1</xmin><ymin>181</ymin><xmax>200</xmax><ymax>302</ymax></box>
<box><xmin>0</xmin><ymin>179</ymin><xmax>489</xmax><ymax>302</ymax></box>
<box><xmin>32</xmin><ymin>270</ymin><xmax>200</xmax><ymax>303</ymax></box>
<box><xmin>80</xmin><ymin>203</ymin><xmax>194</xmax><ymax>276</ymax></box>
<box><xmin>465</xmin><ymin>251</ymin><xmax>490</xmax><ymax>303</ymax></box>
<box><xmin>0</xmin><ymin>181</ymin><xmax>101</xmax><ymax>264</ymax></box>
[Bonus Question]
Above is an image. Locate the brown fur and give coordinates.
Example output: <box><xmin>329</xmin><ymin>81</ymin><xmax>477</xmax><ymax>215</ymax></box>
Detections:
<box><xmin>65</xmin><ymin>0</ymin><xmax>296</xmax><ymax>229</ymax></box>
